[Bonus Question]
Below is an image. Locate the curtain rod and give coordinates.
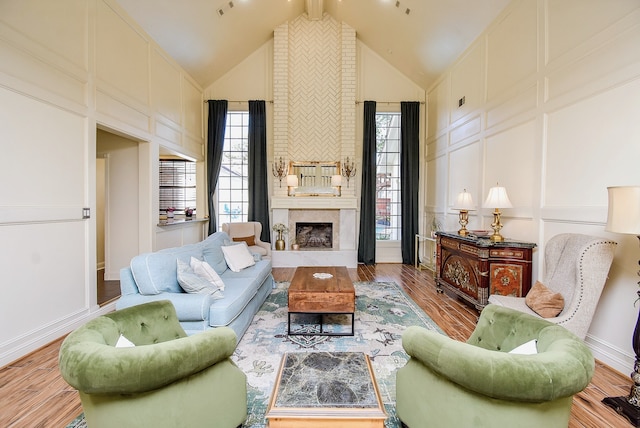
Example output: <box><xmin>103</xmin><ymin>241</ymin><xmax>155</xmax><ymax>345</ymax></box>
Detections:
<box><xmin>355</xmin><ymin>101</ymin><xmax>425</xmax><ymax>105</ymax></box>
<box><xmin>203</xmin><ymin>100</ymin><xmax>274</xmax><ymax>103</ymax></box>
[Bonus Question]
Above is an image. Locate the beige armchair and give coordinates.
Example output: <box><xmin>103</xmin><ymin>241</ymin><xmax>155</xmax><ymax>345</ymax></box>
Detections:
<box><xmin>221</xmin><ymin>221</ymin><xmax>271</xmax><ymax>259</ymax></box>
<box><xmin>488</xmin><ymin>233</ymin><xmax>617</xmax><ymax>340</ymax></box>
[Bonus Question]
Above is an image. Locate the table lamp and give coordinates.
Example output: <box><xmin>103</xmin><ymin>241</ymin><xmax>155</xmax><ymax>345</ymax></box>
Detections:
<box><xmin>483</xmin><ymin>184</ymin><xmax>512</xmax><ymax>242</ymax></box>
<box><xmin>453</xmin><ymin>189</ymin><xmax>475</xmax><ymax>236</ymax></box>
<box><xmin>286</xmin><ymin>175</ymin><xmax>298</xmax><ymax>196</ymax></box>
<box><xmin>602</xmin><ymin>185</ymin><xmax>640</xmax><ymax>426</ymax></box>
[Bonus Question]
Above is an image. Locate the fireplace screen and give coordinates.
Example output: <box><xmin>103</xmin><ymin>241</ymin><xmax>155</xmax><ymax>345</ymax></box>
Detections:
<box><xmin>295</xmin><ymin>222</ymin><xmax>333</xmax><ymax>248</ymax></box>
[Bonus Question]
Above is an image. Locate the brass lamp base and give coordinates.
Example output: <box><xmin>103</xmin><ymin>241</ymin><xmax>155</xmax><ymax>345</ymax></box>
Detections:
<box><xmin>457</xmin><ymin>210</ymin><xmax>470</xmax><ymax>236</ymax></box>
<box><xmin>489</xmin><ymin>208</ymin><xmax>505</xmax><ymax>242</ymax></box>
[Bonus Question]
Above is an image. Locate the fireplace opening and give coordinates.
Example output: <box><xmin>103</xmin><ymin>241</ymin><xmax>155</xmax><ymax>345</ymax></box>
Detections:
<box><xmin>295</xmin><ymin>222</ymin><xmax>333</xmax><ymax>248</ymax></box>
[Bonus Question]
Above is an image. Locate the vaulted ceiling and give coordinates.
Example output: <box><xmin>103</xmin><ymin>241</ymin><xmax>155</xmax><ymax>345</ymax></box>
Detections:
<box><xmin>115</xmin><ymin>0</ymin><xmax>511</xmax><ymax>90</ymax></box>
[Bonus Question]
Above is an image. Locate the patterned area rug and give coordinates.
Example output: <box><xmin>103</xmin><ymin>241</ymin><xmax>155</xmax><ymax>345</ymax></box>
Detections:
<box><xmin>234</xmin><ymin>280</ymin><xmax>444</xmax><ymax>428</ymax></box>
<box><xmin>66</xmin><ymin>281</ymin><xmax>444</xmax><ymax>428</ymax></box>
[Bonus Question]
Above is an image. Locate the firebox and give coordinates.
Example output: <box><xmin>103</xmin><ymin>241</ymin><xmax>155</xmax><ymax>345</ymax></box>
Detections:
<box><xmin>295</xmin><ymin>222</ymin><xmax>333</xmax><ymax>248</ymax></box>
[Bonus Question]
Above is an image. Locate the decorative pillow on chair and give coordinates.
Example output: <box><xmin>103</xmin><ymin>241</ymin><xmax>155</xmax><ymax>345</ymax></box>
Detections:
<box><xmin>232</xmin><ymin>235</ymin><xmax>256</xmax><ymax>246</ymax></box>
<box><xmin>525</xmin><ymin>280</ymin><xmax>565</xmax><ymax>318</ymax></box>
<box><xmin>176</xmin><ymin>259</ymin><xmax>224</xmax><ymax>299</ymax></box>
<box><xmin>190</xmin><ymin>257</ymin><xmax>225</xmax><ymax>291</ymax></box>
<box><xmin>115</xmin><ymin>334</ymin><xmax>135</xmax><ymax>348</ymax></box>
<box><xmin>508</xmin><ymin>339</ymin><xmax>537</xmax><ymax>355</ymax></box>
<box><xmin>221</xmin><ymin>242</ymin><xmax>256</xmax><ymax>272</ymax></box>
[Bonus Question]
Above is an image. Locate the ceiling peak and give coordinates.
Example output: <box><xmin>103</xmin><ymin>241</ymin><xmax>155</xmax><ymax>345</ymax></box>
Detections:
<box><xmin>306</xmin><ymin>0</ymin><xmax>323</xmax><ymax>21</ymax></box>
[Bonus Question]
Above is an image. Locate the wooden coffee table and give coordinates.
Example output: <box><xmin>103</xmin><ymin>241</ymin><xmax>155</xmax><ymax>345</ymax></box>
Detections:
<box><xmin>265</xmin><ymin>352</ymin><xmax>387</xmax><ymax>428</ymax></box>
<box><xmin>287</xmin><ymin>266</ymin><xmax>356</xmax><ymax>336</ymax></box>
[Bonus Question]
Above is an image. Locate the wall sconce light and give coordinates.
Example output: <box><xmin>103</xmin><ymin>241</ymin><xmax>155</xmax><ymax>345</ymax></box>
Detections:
<box><xmin>272</xmin><ymin>157</ymin><xmax>288</xmax><ymax>187</ymax></box>
<box><xmin>453</xmin><ymin>189</ymin><xmax>475</xmax><ymax>236</ymax></box>
<box><xmin>286</xmin><ymin>174</ymin><xmax>298</xmax><ymax>196</ymax></box>
<box><xmin>342</xmin><ymin>157</ymin><xmax>356</xmax><ymax>187</ymax></box>
<box><xmin>483</xmin><ymin>184</ymin><xmax>512</xmax><ymax>242</ymax></box>
<box><xmin>331</xmin><ymin>174</ymin><xmax>342</xmax><ymax>196</ymax></box>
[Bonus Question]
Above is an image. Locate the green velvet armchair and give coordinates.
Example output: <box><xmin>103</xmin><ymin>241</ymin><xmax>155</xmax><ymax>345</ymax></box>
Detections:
<box><xmin>396</xmin><ymin>304</ymin><xmax>594</xmax><ymax>428</ymax></box>
<box><xmin>59</xmin><ymin>300</ymin><xmax>247</xmax><ymax>428</ymax></box>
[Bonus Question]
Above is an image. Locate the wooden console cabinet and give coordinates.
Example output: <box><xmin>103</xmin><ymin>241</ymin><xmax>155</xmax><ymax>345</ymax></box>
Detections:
<box><xmin>436</xmin><ymin>232</ymin><xmax>536</xmax><ymax>311</ymax></box>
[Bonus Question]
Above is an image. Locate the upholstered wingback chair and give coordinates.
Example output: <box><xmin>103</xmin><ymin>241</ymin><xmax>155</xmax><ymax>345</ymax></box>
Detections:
<box><xmin>222</xmin><ymin>221</ymin><xmax>271</xmax><ymax>259</ymax></box>
<box><xmin>59</xmin><ymin>300</ymin><xmax>247</xmax><ymax>428</ymax></box>
<box><xmin>396</xmin><ymin>305</ymin><xmax>595</xmax><ymax>428</ymax></box>
<box><xmin>489</xmin><ymin>233</ymin><xmax>617</xmax><ymax>339</ymax></box>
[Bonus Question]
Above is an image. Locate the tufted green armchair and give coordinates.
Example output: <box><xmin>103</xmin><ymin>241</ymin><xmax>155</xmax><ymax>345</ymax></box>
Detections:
<box><xmin>59</xmin><ymin>300</ymin><xmax>247</xmax><ymax>428</ymax></box>
<box><xmin>396</xmin><ymin>304</ymin><xmax>594</xmax><ymax>428</ymax></box>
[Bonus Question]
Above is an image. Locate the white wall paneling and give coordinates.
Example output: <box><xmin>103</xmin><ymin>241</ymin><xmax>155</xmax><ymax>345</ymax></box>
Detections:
<box><xmin>0</xmin><ymin>0</ymin><xmax>203</xmax><ymax>367</ymax></box>
<box><xmin>428</xmin><ymin>0</ymin><xmax>640</xmax><ymax>373</ymax></box>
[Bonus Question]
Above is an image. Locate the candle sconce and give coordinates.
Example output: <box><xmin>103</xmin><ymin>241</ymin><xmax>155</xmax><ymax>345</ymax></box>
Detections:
<box><xmin>342</xmin><ymin>157</ymin><xmax>357</xmax><ymax>188</ymax></box>
<box><xmin>272</xmin><ymin>157</ymin><xmax>288</xmax><ymax>187</ymax></box>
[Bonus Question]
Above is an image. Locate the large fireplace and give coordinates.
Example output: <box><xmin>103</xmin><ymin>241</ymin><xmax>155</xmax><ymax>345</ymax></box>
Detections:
<box><xmin>295</xmin><ymin>222</ymin><xmax>333</xmax><ymax>248</ymax></box>
<box><xmin>271</xmin><ymin>197</ymin><xmax>358</xmax><ymax>268</ymax></box>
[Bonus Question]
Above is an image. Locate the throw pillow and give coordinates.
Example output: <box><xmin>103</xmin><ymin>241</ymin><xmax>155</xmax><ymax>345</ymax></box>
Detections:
<box><xmin>115</xmin><ymin>334</ymin><xmax>135</xmax><ymax>348</ymax></box>
<box><xmin>509</xmin><ymin>339</ymin><xmax>537</xmax><ymax>355</ymax></box>
<box><xmin>221</xmin><ymin>242</ymin><xmax>256</xmax><ymax>272</ymax></box>
<box><xmin>176</xmin><ymin>259</ymin><xmax>224</xmax><ymax>299</ymax></box>
<box><xmin>233</xmin><ymin>235</ymin><xmax>256</xmax><ymax>247</ymax></box>
<box><xmin>525</xmin><ymin>280</ymin><xmax>565</xmax><ymax>318</ymax></box>
<box><xmin>190</xmin><ymin>257</ymin><xmax>225</xmax><ymax>291</ymax></box>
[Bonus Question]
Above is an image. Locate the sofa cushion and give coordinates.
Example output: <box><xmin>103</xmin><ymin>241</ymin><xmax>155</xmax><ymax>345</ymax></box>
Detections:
<box><xmin>202</xmin><ymin>233</ymin><xmax>230</xmax><ymax>275</ymax></box>
<box><xmin>221</xmin><ymin>242</ymin><xmax>256</xmax><ymax>272</ymax></box>
<box><xmin>177</xmin><ymin>260</ymin><xmax>224</xmax><ymax>299</ymax></box>
<box><xmin>190</xmin><ymin>257</ymin><xmax>225</xmax><ymax>291</ymax></box>
<box><xmin>130</xmin><ymin>244</ymin><xmax>202</xmax><ymax>295</ymax></box>
<box><xmin>209</xmin><ymin>260</ymin><xmax>272</xmax><ymax>327</ymax></box>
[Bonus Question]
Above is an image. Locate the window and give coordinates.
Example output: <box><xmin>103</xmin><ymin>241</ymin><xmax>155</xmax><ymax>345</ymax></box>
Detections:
<box><xmin>159</xmin><ymin>160</ymin><xmax>196</xmax><ymax>215</ymax></box>
<box><xmin>375</xmin><ymin>112</ymin><xmax>401</xmax><ymax>240</ymax></box>
<box><xmin>217</xmin><ymin>111</ymin><xmax>249</xmax><ymax>226</ymax></box>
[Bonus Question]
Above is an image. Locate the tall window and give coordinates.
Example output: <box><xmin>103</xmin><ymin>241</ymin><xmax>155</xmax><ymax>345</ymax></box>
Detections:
<box><xmin>159</xmin><ymin>160</ymin><xmax>196</xmax><ymax>215</ymax></box>
<box><xmin>376</xmin><ymin>112</ymin><xmax>401</xmax><ymax>240</ymax></box>
<box><xmin>217</xmin><ymin>111</ymin><xmax>249</xmax><ymax>226</ymax></box>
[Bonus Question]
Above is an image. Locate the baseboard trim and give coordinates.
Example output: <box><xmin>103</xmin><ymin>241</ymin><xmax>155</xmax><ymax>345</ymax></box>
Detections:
<box><xmin>586</xmin><ymin>333</ymin><xmax>634</xmax><ymax>376</ymax></box>
<box><xmin>0</xmin><ymin>301</ymin><xmax>116</xmax><ymax>368</ymax></box>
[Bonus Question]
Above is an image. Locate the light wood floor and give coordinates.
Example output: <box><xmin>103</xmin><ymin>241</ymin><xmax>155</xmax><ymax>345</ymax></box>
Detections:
<box><xmin>0</xmin><ymin>264</ymin><xmax>633</xmax><ymax>427</ymax></box>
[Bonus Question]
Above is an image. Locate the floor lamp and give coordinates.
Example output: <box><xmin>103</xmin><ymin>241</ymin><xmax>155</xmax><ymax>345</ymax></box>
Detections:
<box><xmin>602</xmin><ymin>185</ymin><xmax>640</xmax><ymax>426</ymax></box>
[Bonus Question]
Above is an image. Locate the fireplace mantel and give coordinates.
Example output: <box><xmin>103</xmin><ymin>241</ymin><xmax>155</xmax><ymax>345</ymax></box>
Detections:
<box><xmin>271</xmin><ymin>197</ymin><xmax>358</xmax><ymax>268</ymax></box>
<box><xmin>271</xmin><ymin>197</ymin><xmax>357</xmax><ymax>210</ymax></box>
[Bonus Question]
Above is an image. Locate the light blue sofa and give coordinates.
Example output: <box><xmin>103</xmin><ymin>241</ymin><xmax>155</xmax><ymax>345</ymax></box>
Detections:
<box><xmin>116</xmin><ymin>231</ymin><xmax>273</xmax><ymax>339</ymax></box>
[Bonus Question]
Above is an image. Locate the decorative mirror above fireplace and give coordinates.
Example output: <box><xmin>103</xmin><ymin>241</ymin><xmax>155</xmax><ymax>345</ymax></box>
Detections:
<box><xmin>288</xmin><ymin>161</ymin><xmax>341</xmax><ymax>196</ymax></box>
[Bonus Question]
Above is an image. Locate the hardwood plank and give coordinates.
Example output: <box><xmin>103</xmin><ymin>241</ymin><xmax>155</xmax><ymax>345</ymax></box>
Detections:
<box><xmin>0</xmin><ymin>264</ymin><xmax>633</xmax><ymax>427</ymax></box>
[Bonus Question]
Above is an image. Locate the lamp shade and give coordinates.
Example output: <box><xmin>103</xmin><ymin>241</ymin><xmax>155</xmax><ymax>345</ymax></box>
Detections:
<box><xmin>331</xmin><ymin>175</ymin><xmax>342</xmax><ymax>186</ymax></box>
<box><xmin>606</xmin><ymin>186</ymin><xmax>640</xmax><ymax>235</ymax></box>
<box><xmin>453</xmin><ymin>190</ymin><xmax>475</xmax><ymax>210</ymax></box>
<box><xmin>483</xmin><ymin>186</ymin><xmax>513</xmax><ymax>209</ymax></box>
<box><xmin>286</xmin><ymin>175</ymin><xmax>298</xmax><ymax>187</ymax></box>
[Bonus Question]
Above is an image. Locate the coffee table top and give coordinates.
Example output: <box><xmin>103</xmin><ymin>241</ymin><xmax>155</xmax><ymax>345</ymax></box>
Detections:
<box><xmin>266</xmin><ymin>352</ymin><xmax>387</xmax><ymax>423</ymax></box>
<box><xmin>289</xmin><ymin>266</ymin><xmax>353</xmax><ymax>293</ymax></box>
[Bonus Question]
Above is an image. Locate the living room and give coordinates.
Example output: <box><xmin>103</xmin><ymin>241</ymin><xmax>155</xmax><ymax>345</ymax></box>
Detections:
<box><xmin>1</xmin><ymin>0</ymin><xmax>639</xmax><ymax>426</ymax></box>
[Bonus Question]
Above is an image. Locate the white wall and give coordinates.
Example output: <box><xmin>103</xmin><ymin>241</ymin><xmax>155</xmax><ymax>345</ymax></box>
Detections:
<box><xmin>0</xmin><ymin>0</ymin><xmax>204</xmax><ymax>367</ymax></box>
<box><xmin>427</xmin><ymin>0</ymin><xmax>640</xmax><ymax>373</ymax></box>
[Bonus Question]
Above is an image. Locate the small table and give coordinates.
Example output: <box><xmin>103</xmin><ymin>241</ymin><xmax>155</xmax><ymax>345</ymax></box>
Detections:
<box><xmin>287</xmin><ymin>266</ymin><xmax>356</xmax><ymax>336</ymax></box>
<box><xmin>265</xmin><ymin>352</ymin><xmax>387</xmax><ymax>428</ymax></box>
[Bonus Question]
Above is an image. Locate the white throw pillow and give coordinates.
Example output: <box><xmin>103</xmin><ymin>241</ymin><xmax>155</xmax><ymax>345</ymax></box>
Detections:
<box><xmin>221</xmin><ymin>242</ymin><xmax>256</xmax><ymax>272</ymax></box>
<box><xmin>115</xmin><ymin>334</ymin><xmax>135</xmax><ymax>348</ymax></box>
<box><xmin>508</xmin><ymin>339</ymin><xmax>538</xmax><ymax>355</ymax></box>
<box><xmin>176</xmin><ymin>259</ymin><xmax>224</xmax><ymax>299</ymax></box>
<box><xmin>190</xmin><ymin>256</ymin><xmax>225</xmax><ymax>291</ymax></box>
